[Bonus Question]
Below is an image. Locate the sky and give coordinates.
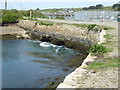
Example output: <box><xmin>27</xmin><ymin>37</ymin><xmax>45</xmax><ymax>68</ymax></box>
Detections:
<box><xmin>0</xmin><ymin>0</ymin><xmax>120</xmax><ymax>10</ymax></box>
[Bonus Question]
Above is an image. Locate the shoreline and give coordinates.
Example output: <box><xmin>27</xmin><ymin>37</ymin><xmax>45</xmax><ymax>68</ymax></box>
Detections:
<box><xmin>17</xmin><ymin>20</ymin><xmax>105</xmax><ymax>88</ymax></box>
<box><xmin>1</xmin><ymin>21</ymin><xmax>118</xmax><ymax>88</ymax></box>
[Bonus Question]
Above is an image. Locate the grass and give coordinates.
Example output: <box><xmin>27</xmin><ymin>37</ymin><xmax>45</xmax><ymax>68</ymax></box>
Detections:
<box><xmin>68</xmin><ymin>23</ymin><xmax>89</xmax><ymax>28</ymax></box>
<box><xmin>88</xmin><ymin>58</ymin><xmax>120</xmax><ymax>70</ymax></box>
<box><xmin>32</xmin><ymin>18</ymin><xmax>54</xmax><ymax>26</ymax></box>
<box><xmin>88</xmin><ymin>44</ymin><xmax>111</xmax><ymax>56</ymax></box>
<box><xmin>30</xmin><ymin>18</ymin><xmax>113</xmax><ymax>31</ymax></box>
<box><xmin>99</xmin><ymin>25</ymin><xmax>114</xmax><ymax>30</ymax></box>
<box><xmin>104</xmin><ymin>34</ymin><xmax>112</xmax><ymax>39</ymax></box>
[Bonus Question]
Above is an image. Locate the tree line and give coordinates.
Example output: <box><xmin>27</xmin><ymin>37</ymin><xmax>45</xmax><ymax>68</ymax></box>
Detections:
<box><xmin>0</xmin><ymin>9</ymin><xmax>45</xmax><ymax>25</ymax></box>
<box><xmin>82</xmin><ymin>3</ymin><xmax>120</xmax><ymax>11</ymax></box>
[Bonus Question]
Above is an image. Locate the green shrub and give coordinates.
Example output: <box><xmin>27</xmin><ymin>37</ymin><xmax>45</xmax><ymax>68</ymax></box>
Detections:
<box><xmin>2</xmin><ymin>10</ymin><xmax>23</xmax><ymax>25</ymax></box>
<box><xmin>88</xmin><ymin>44</ymin><xmax>108</xmax><ymax>56</ymax></box>
<box><xmin>104</xmin><ymin>27</ymin><xmax>108</xmax><ymax>30</ymax></box>
<box><xmin>0</xmin><ymin>19</ymin><xmax>2</xmax><ymax>26</ymax></box>
<box><xmin>55</xmin><ymin>17</ymin><xmax>65</xmax><ymax>19</ymax></box>
<box><xmin>87</xmin><ymin>24</ymin><xmax>98</xmax><ymax>30</ymax></box>
<box><xmin>41</xmin><ymin>16</ymin><xmax>49</xmax><ymax>19</ymax></box>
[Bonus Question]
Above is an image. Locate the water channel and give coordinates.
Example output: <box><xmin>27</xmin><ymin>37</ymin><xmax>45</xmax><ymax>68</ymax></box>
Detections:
<box><xmin>2</xmin><ymin>35</ymin><xmax>87</xmax><ymax>88</ymax></box>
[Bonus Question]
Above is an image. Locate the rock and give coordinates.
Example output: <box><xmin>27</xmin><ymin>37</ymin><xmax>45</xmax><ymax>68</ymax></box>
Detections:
<box><xmin>49</xmin><ymin>81</ymin><xmax>54</xmax><ymax>86</ymax></box>
<box><xmin>93</xmin><ymin>26</ymin><xmax>102</xmax><ymax>32</ymax></box>
<box><xmin>57</xmin><ymin>83</ymin><xmax>76</xmax><ymax>88</ymax></box>
<box><xmin>91</xmin><ymin>71</ymin><xmax>97</xmax><ymax>73</ymax></box>
<box><xmin>63</xmin><ymin>68</ymin><xmax>69</xmax><ymax>71</ymax></box>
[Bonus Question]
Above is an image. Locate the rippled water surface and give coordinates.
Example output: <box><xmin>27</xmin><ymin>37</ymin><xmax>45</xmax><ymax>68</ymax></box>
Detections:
<box><xmin>2</xmin><ymin>39</ymin><xmax>86</xmax><ymax>88</ymax></box>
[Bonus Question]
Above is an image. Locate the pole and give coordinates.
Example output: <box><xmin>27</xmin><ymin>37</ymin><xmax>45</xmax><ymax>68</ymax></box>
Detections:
<box><xmin>5</xmin><ymin>0</ymin><xmax>7</xmax><ymax>10</ymax></box>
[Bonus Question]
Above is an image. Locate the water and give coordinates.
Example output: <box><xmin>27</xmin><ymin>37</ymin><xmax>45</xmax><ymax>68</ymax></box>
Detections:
<box><xmin>2</xmin><ymin>39</ymin><xmax>86</xmax><ymax>88</ymax></box>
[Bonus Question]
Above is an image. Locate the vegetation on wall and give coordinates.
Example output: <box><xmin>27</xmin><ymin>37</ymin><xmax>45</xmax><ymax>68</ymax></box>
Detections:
<box><xmin>87</xmin><ymin>24</ymin><xmax>98</xmax><ymax>31</ymax></box>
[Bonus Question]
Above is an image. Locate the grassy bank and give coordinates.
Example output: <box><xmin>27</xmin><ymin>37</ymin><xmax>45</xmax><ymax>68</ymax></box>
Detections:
<box><xmin>87</xmin><ymin>26</ymin><xmax>119</xmax><ymax>70</ymax></box>
<box><xmin>88</xmin><ymin>58</ymin><xmax>119</xmax><ymax>70</ymax></box>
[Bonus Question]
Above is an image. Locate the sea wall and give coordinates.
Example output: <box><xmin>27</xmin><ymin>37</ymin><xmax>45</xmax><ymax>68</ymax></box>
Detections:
<box><xmin>18</xmin><ymin>20</ymin><xmax>101</xmax><ymax>53</ymax></box>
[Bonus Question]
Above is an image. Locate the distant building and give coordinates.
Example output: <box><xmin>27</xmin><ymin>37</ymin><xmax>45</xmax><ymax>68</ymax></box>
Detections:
<box><xmin>74</xmin><ymin>11</ymin><xmax>120</xmax><ymax>22</ymax></box>
<box><xmin>43</xmin><ymin>9</ymin><xmax>74</xmax><ymax>19</ymax></box>
<box><xmin>64</xmin><ymin>8</ymin><xmax>74</xmax><ymax>13</ymax></box>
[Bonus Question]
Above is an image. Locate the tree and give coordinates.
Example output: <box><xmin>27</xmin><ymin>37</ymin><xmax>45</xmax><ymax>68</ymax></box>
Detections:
<box><xmin>36</xmin><ymin>8</ymin><xmax>39</xmax><ymax>10</ymax></box>
<box><xmin>82</xmin><ymin>7</ymin><xmax>88</xmax><ymax>10</ymax></box>
<box><xmin>89</xmin><ymin>6</ymin><xmax>96</xmax><ymax>9</ymax></box>
<box><xmin>112</xmin><ymin>4</ymin><xmax>120</xmax><ymax>10</ymax></box>
<box><xmin>96</xmin><ymin>4</ymin><xmax>104</xmax><ymax>9</ymax></box>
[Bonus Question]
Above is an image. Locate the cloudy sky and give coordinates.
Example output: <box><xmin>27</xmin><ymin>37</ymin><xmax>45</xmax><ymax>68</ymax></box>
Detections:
<box><xmin>0</xmin><ymin>0</ymin><xmax>119</xmax><ymax>10</ymax></box>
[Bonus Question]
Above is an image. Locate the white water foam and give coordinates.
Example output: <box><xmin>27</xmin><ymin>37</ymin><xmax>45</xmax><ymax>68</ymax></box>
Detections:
<box><xmin>27</xmin><ymin>40</ymin><xmax>42</xmax><ymax>43</ymax></box>
<box><xmin>40</xmin><ymin>42</ymin><xmax>56</xmax><ymax>48</ymax></box>
<box><xmin>55</xmin><ymin>48</ymin><xmax>60</xmax><ymax>54</ymax></box>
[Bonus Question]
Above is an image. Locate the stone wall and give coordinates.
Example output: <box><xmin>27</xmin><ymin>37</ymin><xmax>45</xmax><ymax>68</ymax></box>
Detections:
<box><xmin>18</xmin><ymin>20</ymin><xmax>101</xmax><ymax>53</ymax></box>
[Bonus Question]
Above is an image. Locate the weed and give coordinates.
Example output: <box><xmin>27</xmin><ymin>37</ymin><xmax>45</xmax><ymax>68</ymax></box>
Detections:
<box><xmin>104</xmin><ymin>27</ymin><xmax>108</xmax><ymax>30</ymax></box>
<box><xmin>104</xmin><ymin>34</ymin><xmax>111</xmax><ymax>39</ymax></box>
<box><xmin>49</xmin><ymin>81</ymin><xmax>54</xmax><ymax>85</ymax></box>
<box><xmin>99</xmin><ymin>25</ymin><xmax>114</xmax><ymax>30</ymax></box>
<box><xmin>88</xmin><ymin>44</ymin><xmax>110</xmax><ymax>56</ymax></box>
<box><xmin>87</xmin><ymin>24</ymin><xmax>98</xmax><ymax>30</ymax></box>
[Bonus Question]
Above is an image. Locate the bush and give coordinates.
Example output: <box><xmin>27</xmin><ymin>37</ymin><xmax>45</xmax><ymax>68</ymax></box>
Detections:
<box><xmin>104</xmin><ymin>27</ymin><xmax>108</xmax><ymax>30</ymax></box>
<box><xmin>88</xmin><ymin>44</ymin><xmax>108</xmax><ymax>56</ymax></box>
<box><xmin>2</xmin><ymin>10</ymin><xmax>23</xmax><ymax>25</ymax></box>
<box><xmin>0</xmin><ymin>19</ymin><xmax>2</xmax><ymax>26</ymax></box>
<box><xmin>87</xmin><ymin>24</ymin><xmax>98</xmax><ymax>30</ymax></box>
